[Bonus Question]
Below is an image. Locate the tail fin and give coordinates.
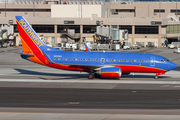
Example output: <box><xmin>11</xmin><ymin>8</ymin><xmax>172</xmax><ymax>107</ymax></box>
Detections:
<box><xmin>84</xmin><ymin>43</ymin><xmax>91</xmax><ymax>52</ymax></box>
<box><xmin>15</xmin><ymin>16</ymin><xmax>59</xmax><ymax>65</ymax></box>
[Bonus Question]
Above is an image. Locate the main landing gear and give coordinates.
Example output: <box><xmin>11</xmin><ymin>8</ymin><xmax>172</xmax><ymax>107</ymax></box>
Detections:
<box><xmin>88</xmin><ymin>73</ymin><xmax>94</xmax><ymax>79</ymax></box>
<box><xmin>88</xmin><ymin>72</ymin><xmax>101</xmax><ymax>79</ymax></box>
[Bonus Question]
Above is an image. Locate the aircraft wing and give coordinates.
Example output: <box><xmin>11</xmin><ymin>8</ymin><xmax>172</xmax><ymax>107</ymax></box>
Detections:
<box><xmin>68</xmin><ymin>64</ymin><xmax>112</xmax><ymax>71</ymax></box>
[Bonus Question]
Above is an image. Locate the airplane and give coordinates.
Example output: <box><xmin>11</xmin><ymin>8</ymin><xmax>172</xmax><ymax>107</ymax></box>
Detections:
<box><xmin>15</xmin><ymin>16</ymin><xmax>177</xmax><ymax>79</ymax></box>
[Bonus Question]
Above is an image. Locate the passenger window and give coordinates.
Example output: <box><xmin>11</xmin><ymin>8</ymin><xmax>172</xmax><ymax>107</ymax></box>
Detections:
<box><xmin>96</xmin><ymin>59</ymin><xmax>98</xmax><ymax>61</ymax></box>
<box><xmin>58</xmin><ymin>58</ymin><xmax>60</xmax><ymax>60</ymax></box>
<box><xmin>88</xmin><ymin>59</ymin><xmax>90</xmax><ymax>61</ymax></box>
<box><xmin>132</xmin><ymin>60</ymin><xmax>133</xmax><ymax>62</ymax></box>
<box><xmin>63</xmin><ymin>58</ymin><xmax>65</xmax><ymax>60</ymax></box>
<box><xmin>61</xmin><ymin>58</ymin><xmax>63</xmax><ymax>60</ymax></box>
<box><xmin>53</xmin><ymin>58</ymin><xmax>55</xmax><ymax>60</ymax></box>
<box><xmin>134</xmin><ymin>60</ymin><xmax>136</xmax><ymax>62</ymax></box>
<box><xmin>73</xmin><ymin>58</ymin><xmax>75</xmax><ymax>61</ymax></box>
<box><xmin>91</xmin><ymin>59</ymin><xmax>92</xmax><ymax>61</ymax></box>
<box><xmin>106</xmin><ymin>59</ymin><xmax>108</xmax><ymax>61</ymax></box>
<box><xmin>114</xmin><ymin>59</ymin><xmax>116</xmax><ymax>62</ymax></box>
<box><xmin>86</xmin><ymin>59</ymin><xmax>87</xmax><ymax>61</ymax></box>
<box><xmin>129</xmin><ymin>60</ymin><xmax>131</xmax><ymax>62</ymax></box>
<box><xmin>142</xmin><ymin>60</ymin><xmax>143</xmax><ymax>62</ymax></box>
<box><xmin>66</xmin><ymin>58</ymin><xmax>67</xmax><ymax>61</ymax></box>
<box><xmin>137</xmin><ymin>60</ymin><xmax>138</xmax><ymax>62</ymax></box>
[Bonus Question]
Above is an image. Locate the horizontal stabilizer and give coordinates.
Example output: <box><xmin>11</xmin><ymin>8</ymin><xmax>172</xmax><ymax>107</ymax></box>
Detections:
<box><xmin>21</xmin><ymin>53</ymin><xmax>35</xmax><ymax>57</ymax></box>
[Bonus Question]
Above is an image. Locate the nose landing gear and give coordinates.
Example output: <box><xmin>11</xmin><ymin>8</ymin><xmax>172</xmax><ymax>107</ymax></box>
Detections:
<box><xmin>154</xmin><ymin>75</ymin><xmax>158</xmax><ymax>79</ymax></box>
<box><xmin>155</xmin><ymin>72</ymin><xmax>165</xmax><ymax>79</ymax></box>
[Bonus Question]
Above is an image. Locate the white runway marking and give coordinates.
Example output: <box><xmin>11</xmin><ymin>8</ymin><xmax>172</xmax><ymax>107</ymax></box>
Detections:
<box><xmin>0</xmin><ymin>79</ymin><xmax>180</xmax><ymax>84</ymax></box>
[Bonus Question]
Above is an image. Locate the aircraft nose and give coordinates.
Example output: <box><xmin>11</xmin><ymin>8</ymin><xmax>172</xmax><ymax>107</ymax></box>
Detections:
<box><xmin>169</xmin><ymin>62</ymin><xmax>177</xmax><ymax>70</ymax></box>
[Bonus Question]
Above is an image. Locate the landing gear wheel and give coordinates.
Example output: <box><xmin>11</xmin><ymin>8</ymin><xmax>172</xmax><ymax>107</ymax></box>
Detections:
<box><xmin>154</xmin><ymin>75</ymin><xmax>158</xmax><ymax>79</ymax></box>
<box><xmin>88</xmin><ymin>74</ymin><xmax>94</xmax><ymax>79</ymax></box>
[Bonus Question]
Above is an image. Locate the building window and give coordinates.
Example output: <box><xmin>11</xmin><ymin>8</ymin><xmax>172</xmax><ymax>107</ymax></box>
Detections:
<box><xmin>116</xmin><ymin>9</ymin><xmax>135</xmax><ymax>12</ymax></box>
<box><xmin>0</xmin><ymin>9</ymin><xmax>51</xmax><ymax>12</ymax></box>
<box><xmin>32</xmin><ymin>25</ymin><xmax>54</xmax><ymax>33</ymax></box>
<box><xmin>166</xmin><ymin>25</ymin><xmax>180</xmax><ymax>34</ymax></box>
<box><xmin>83</xmin><ymin>25</ymin><xmax>96</xmax><ymax>33</ymax></box>
<box><xmin>170</xmin><ymin>9</ymin><xmax>180</xmax><ymax>13</ymax></box>
<box><xmin>154</xmin><ymin>9</ymin><xmax>165</xmax><ymax>13</ymax></box>
<box><xmin>13</xmin><ymin>24</ymin><xmax>18</xmax><ymax>33</ymax></box>
<box><xmin>135</xmin><ymin>26</ymin><xmax>158</xmax><ymax>34</ymax></box>
<box><xmin>111</xmin><ymin>9</ymin><xmax>135</xmax><ymax>13</ymax></box>
<box><xmin>119</xmin><ymin>25</ymin><xmax>132</xmax><ymax>34</ymax></box>
<box><xmin>111</xmin><ymin>12</ymin><xmax>118</xmax><ymax>15</ymax></box>
<box><xmin>57</xmin><ymin>25</ymin><xmax>80</xmax><ymax>33</ymax></box>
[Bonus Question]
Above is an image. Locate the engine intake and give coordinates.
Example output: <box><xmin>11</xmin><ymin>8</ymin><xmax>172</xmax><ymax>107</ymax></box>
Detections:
<box><xmin>100</xmin><ymin>67</ymin><xmax>122</xmax><ymax>78</ymax></box>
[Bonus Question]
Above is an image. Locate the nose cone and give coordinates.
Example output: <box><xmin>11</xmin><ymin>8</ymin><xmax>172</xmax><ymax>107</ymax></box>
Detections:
<box><xmin>168</xmin><ymin>62</ymin><xmax>177</xmax><ymax>71</ymax></box>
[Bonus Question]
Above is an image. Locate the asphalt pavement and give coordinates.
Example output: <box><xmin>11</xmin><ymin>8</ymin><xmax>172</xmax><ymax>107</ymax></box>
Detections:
<box><xmin>0</xmin><ymin>46</ymin><xmax>180</xmax><ymax>120</ymax></box>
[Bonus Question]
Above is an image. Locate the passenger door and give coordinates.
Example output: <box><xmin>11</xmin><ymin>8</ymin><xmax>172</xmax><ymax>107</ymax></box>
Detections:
<box><xmin>150</xmin><ymin>57</ymin><xmax>155</xmax><ymax>66</ymax></box>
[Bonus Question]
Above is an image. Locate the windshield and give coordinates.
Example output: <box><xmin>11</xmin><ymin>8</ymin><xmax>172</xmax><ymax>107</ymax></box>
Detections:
<box><xmin>161</xmin><ymin>58</ymin><xmax>169</xmax><ymax>62</ymax></box>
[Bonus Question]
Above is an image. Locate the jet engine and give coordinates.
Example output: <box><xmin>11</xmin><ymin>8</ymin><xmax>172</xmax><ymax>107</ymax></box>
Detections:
<box><xmin>100</xmin><ymin>67</ymin><xmax>122</xmax><ymax>78</ymax></box>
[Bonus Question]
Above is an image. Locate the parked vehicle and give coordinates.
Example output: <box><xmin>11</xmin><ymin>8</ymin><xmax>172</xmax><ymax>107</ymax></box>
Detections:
<box><xmin>168</xmin><ymin>44</ymin><xmax>175</xmax><ymax>49</ymax></box>
<box><xmin>123</xmin><ymin>45</ymin><xmax>131</xmax><ymax>50</ymax></box>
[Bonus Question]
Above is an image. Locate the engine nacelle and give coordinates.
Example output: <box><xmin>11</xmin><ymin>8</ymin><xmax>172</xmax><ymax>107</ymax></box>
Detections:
<box><xmin>100</xmin><ymin>67</ymin><xmax>122</xmax><ymax>78</ymax></box>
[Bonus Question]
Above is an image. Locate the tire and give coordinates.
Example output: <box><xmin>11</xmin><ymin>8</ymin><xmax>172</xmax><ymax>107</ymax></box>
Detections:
<box><xmin>154</xmin><ymin>75</ymin><xmax>158</xmax><ymax>79</ymax></box>
<box><xmin>88</xmin><ymin>74</ymin><xmax>94</xmax><ymax>79</ymax></box>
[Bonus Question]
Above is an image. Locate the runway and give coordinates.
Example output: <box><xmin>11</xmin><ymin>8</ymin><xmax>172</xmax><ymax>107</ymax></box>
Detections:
<box><xmin>0</xmin><ymin>47</ymin><xmax>180</xmax><ymax>120</ymax></box>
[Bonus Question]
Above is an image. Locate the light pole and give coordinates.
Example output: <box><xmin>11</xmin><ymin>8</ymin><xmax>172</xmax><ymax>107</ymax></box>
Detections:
<box><xmin>176</xmin><ymin>0</ymin><xmax>177</xmax><ymax>17</ymax></box>
<box><xmin>5</xmin><ymin>0</ymin><xmax>6</xmax><ymax>17</ymax></box>
<box><xmin>159</xmin><ymin>0</ymin><xmax>161</xmax><ymax>18</ymax></box>
<box><xmin>81</xmin><ymin>0</ymin><xmax>82</xmax><ymax>18</ymax></box>
<box><xmin>33</xmin><ymin>0</ymin><xmax>35</xmax><ymax>17</ymax></box>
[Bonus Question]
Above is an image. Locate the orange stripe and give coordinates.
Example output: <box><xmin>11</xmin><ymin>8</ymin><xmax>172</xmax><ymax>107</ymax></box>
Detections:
<box><xmin>20</xmin><ymin>34</ymin><xmax>46</xmax><ymax>65</ymax></box>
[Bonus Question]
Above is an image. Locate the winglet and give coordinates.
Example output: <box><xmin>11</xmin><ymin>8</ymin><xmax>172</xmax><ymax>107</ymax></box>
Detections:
<box><xmin>84</xmin><ymin>43</ymin><xmax>91</xmax><ymax>52</ymax></box>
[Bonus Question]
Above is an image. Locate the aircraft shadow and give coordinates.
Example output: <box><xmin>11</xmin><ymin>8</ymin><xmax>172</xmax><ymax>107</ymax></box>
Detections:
<box><xmin>14</xmin><ymin>69</ymin><xmax>88</xmax><ymax>79</ymax></box>
<box><xmin>14</xmin><ymin>69</ymin><xmax>171</xmax><ymax>80</ymax></box>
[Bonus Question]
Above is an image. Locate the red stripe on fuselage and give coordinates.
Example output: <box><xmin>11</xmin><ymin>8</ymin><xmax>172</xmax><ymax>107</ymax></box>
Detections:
<box><xmin>112</xmin><ymin>65</ymin><xmax>167</xmax><ymax>73</ymax></box>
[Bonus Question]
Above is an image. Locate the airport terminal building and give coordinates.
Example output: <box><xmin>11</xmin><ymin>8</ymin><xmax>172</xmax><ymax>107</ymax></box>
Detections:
<box><xmin>0</xmin><ymin>0</ymin><xmax>180</xmax><ymax>47</ymax></box>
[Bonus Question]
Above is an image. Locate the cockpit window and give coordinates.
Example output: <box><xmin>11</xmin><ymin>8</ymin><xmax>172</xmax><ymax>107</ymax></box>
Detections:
<box><xmin>161</xmin><ymin>58</ymin><xmax>169</xmax><ymax>62</ymax></box>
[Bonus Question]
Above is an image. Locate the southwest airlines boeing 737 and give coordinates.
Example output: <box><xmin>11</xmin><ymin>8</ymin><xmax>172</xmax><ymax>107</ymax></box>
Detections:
<box><xmin>16</xmin><ymin>16</ymin><xmax>177</xmax><ymax>79</ymax></box>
